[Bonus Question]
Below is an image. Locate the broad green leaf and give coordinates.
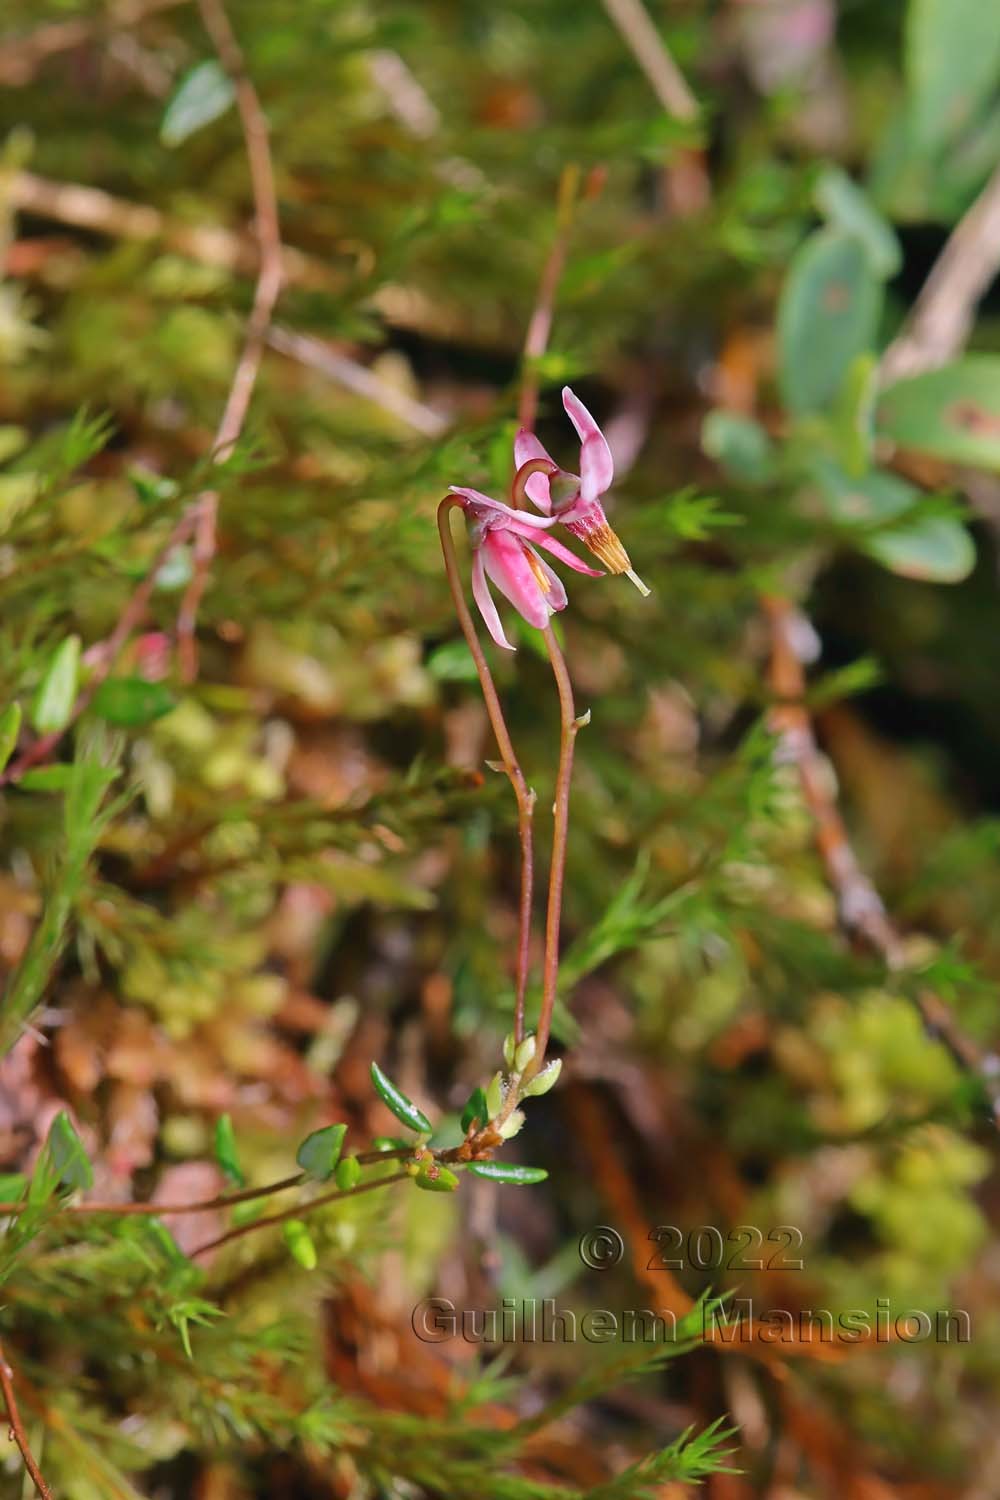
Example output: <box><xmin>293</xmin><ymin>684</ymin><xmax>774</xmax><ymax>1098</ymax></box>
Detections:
<box><xmin>777</xmin><ymin>230</ymin><xmax>882</xmax><ymax>416</ymax></box>
<box><xmin>467</xmin><ymin>1162</ymin><xmax>548</xmax><ymax>1185</ymax></box>
<box><xmin>16</xmin><ymin>766</ymin><xmax>75</xmax><ymax>792</ymax></box>
<box><xmin>296</xmin><ymin>1123</ymin><xmax>347</xmax><ymax>1182</ymax></box>
<box><xmin>92</xmin><ymin>677</ymin><xmax>175</xmax><ymax>727</ymax></box>
<box><xmin>283</xmin><ymin>1219</ymin><xmax>318</xmax><ymax>1270</ymax></box>
<box><xmin>0</xmin><ymin>703</ymin><xmax>21</xmax><ymax>772</ymax></box>
<box><xmin>31</xmin><ymin>635</ymin><xmax>81</xmax><ymax>734</ymax></box>
<box><xmin>905</xmin><ymin>0</ymin><xmax>1000</xmax><ymax>152</ymax></box>
<box><xmin>214</xmin><ymin>1113</ymin><xmax>245</xmax><ymax>1188</ymax></box>
<box><xmin>811</xmin><ymin>460</ymin><xmax>976</xmax><ymax>581</ymax></box>
<box><xmin>814</xmin><ymin>166</ymin><xmax>902</xmax><ymax>278</ymax></box>
<box><xmin>701</xmin><ymin>411</ymin><xmax>775</xmax><ymax>485</ymax></box>
<box><xmin>460</xmin><ymin>1086</ymin><xmax>489</xmax><ymax>1133</ymax></box>
<box><xmin>0</xmin><ymin>1172</ymin><xmax>27</xmax><ymax>1200</ymax></box>
<box><xmin>47</xmin><ymin>1111</ymin><xmax>93</xmax><ymax>1193</ymax></box>
<box><xmin>369</xmin><ymin>1061</ymin><xmax>432</xmax><ymax>1133</ymax></box>
<box><xmin>877</xmin><ymin>357</ymin><xmax>1000</xmax><ymax>470</ymax></box>
<box><xmin>864</xmin><ymin>515</ymin><xmax>976</xmax><ymax>582</ymax></box>
<box><xmin>334</xmin><ymin>1156</ymin><xmax>361</xmax><ymax>1191</ymax></box>
<box><xmin>427</xmin><ymin>640</ymin><xmax>479</xmax><ymax>683</ymax></box>
<box><xmin>161</xmin><ymin>61</ymin><xmax>236</xmax><ymax>147</ymax></box>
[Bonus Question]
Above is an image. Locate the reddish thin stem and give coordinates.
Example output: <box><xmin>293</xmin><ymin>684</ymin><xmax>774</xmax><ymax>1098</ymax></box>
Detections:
<box><xmin>191</xmin><ymin>1169</ymin><xmax>411</xmax><ymax>1258</ymax></box>
<box><xmin>517</xmin><ymin>165</ymin><xmax>581</xmax><ymax>434</ymax></box>
<box><xmin>536</xmin><ymin>624</ymin><xmax>579</xmax><ymax>1067</ymax></box>
<box><xmin>438</xmin><ymin>497</ymin><xmax>535</xmax><ymax>1044</ymax></box>
<box><xmin>178</xmin><ymin>0</ymin><xmax>285</xmax><ymax>680</ymax></box>
<box><xmin>0</xmin><ymin>1150</ymin><xmax>415</xmax><ymax>1219</ymax></box>
<box><xmin>0</xmin><ymin>1339</ymin><xmax>53</xmax><ymax>1500</ymax></box>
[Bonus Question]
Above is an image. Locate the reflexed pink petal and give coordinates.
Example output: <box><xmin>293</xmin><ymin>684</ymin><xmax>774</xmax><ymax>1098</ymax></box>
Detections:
<box><xmin>450</xmin><ymin>487</ymin><xmax>556</xmax><ymax>530</ymax></box>
<box><xmin>483</xmin><ymin>530</ymin><xmax>551</xmax><ymax>631</ymax></box>
<box><xmin>449</xmin><ymin>485</ymin><xmax>503</xmax><ymax>510</ymax></box>
<box><xmin>513</xmin><ymin>430</ymin><xmax>555</xmax><ymax>511</ymax></box>
<box><xmin>532</xmin><ymin>531</ymin><xmax>603</xmax><ymax>576</ymax></box>
<box><xmin>562</xmin><ymin>386</ymin><xmax>613</xmax><ymax>503</ymax></box>
<box><xmin>471</xmin><ymin>546</ymin><xmax>513</xmax><ymax>650</ymax></box>
<box><xmin>529</xmin><ymin>548</ymin><xmax>567</xmax><ymax>612</ymax></box>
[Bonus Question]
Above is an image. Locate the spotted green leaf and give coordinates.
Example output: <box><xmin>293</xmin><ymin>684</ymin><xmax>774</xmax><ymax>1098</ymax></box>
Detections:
<box><xmin>778</xmin><ymin>231</ymin><xmax>882</xmax><ymax>416</ymax></box>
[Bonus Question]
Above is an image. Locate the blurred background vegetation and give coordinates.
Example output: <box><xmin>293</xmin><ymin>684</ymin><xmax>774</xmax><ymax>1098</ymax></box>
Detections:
<box><xmin>2</xmin><ymin>0</ymin><xmax>1000</xmax><ymax>1495</ymax></box>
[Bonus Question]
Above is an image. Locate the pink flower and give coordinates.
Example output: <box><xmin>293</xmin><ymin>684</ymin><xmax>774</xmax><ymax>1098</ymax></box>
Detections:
<box><xmin>449</xmin><ymin>487</ymin><xmax>601</xmax><ymax>651</ymax></box>
<box><xmin>514</xmin><ymin>386</ymin><xmax>649</xmax><ymax>595</ymax></box>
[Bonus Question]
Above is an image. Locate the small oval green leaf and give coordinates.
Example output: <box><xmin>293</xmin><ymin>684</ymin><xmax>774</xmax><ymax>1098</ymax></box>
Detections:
<box><xmin>161</xmin><ymin>60</ymin><xmax>236</xmax><ymax>147</ymax></box>
<box><xmin>0</xmin><ymin>703</ymin><xmax>21</xmax><ymax>773</ymax></box>
<box><xmin>214</xmin><ymin>1113</ymin><xmax>245</xmax><ymax>1188</ymax></box>
<box><xmin>283</xmin><ymin>1219</ymin><xmax>318</xmax><ymax>1270</ymax></box>
<box><xmin>31</xmin><ymin>636</ymin><xmax>81</xmax><ymax>734</ymax></box>
<box><xmin>48</xmin><ymin>1111</ymin><xmax>94</xmax><ymax>1192</ymax></box>
<box><xmin>467</xmin><ymin>1162</ymin><xmax>548</xmax><ymax>1186</ymax></box>
<box><xmin>296</xmin><ymin>1123</ymin><xmax>347</xmax><ymax>1182</ymax></box>
<box><xmin>92</xmin><ymin>677</ymin><xmax>175</xmax><ymax>727</ymax></box>
<box><xmin>334</xmin><ymin>1155</ymin><xmax>361</xmax><ymax>1191</ymax></box>
<box><xmin>369</xmin><ymin>1061</ymin><xmax>432</xmax><ymax>1134</ymax></box>
<box><xmin>460</xmin><ymin>1086</ymin><xmax>489</xmax><ymax>1133</ymax></box>
<box><xmin>414</xmin><ymin>1164</ymin><xmax>459</xmax><ymax>1193</ymax></box>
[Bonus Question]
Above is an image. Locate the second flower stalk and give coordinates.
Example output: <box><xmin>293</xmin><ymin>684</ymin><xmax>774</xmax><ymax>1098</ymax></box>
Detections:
<box><xmin>438</xmin><ymin>386</ymin><xmax>647</xmax><ymax>1145</ymax></box>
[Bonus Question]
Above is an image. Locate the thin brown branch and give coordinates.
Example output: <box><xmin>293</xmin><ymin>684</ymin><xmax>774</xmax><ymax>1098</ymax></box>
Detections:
<box><xmin>536</xmin><ymin>625</ymin><xmax>582</xmax><ymax>1069</ymax></box>
<box><xmin>4</xmin><ymin>170</ymin><xmax>321</xmax><ymax>286</ymax></box>
<box><xmin>881</xmin><ymin>161</ymin><xmax>1000</xmax><ymax>384</ymax></box>
<box><xmin>0</xmin><ymin>1151</ymin><xmax>414</xmax><ymax>1218</ymax></box>
<box><xmin>599</xmin><ymin>0</ymin><xmax>699</xmax><ymax>123</ymax></box>
<box><xmin>517</xmin><ymin>165</ymin><xmax>581</xmax><ymax>434</ymax></box>
<box><xmin>0</xmin><ymin>1339</ymin><xmax>53</xmax><ymax>1500</ymax></box>
<box><xmin>0</xmin><ymin>0</ymin><xmax>186</xmax><ymax>86</ymax></box>
<box><xmin>266</xmin><ymin>326</ymin><xmax>449</xmax><ymax>437</ymax></box>
<box><xmin>191</xmin><ymin>1168</ymin><xmax>412</xmax><ymax>1258</ymax></box>
<box><xmin>177</xmin><ymin>0</ymin><xmax>285</xmax><ymax>680</ymax></box>
<box><xmin>438</xmin><ymin>498</ymin><xmax>535</xmax><ymax>1045</ymax></box>
<box><xmin>763</xmin><ymin>594</ymin><xmax>1000</xmax><ymax>1127</ymax></box>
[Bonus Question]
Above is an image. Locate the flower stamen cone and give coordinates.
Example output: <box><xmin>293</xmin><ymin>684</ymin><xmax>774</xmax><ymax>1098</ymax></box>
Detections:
<box><xmin>513</xmin><ymin>386</ymin><xmax>650</xmax><ymax>597</ymax></box>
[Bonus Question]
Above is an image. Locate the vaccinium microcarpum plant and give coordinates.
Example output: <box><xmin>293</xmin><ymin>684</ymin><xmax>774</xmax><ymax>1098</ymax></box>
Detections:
<box><xmin>437</xmin><ymin>389</ymin><xmax>647</xmax><ymax>1157</ymax></box>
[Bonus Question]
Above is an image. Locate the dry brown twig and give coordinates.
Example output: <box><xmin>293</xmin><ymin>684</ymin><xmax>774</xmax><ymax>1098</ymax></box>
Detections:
<box><xmin>0</xmin><ymin>1338</ymin><xmax>53</xmax><ymax>1500</ymax></box>
<box><xmin>764</xmin><ymin>595</ymin><xmax>1000</xmax><ymax>1127</ymax></box>
<box><xmin>881</xmin><ymin>160</ymin><xmax>1000</xmax><ymax>383</ymax></box>
<box><xmin>599</xmin><ymin>0</ymin><xmax>698</xmax><ymax>123</ymax></box>
<box><xmin>0</xmin><ymin>0</ymin><xmax>185</xmax><ymax>87</ymax></box>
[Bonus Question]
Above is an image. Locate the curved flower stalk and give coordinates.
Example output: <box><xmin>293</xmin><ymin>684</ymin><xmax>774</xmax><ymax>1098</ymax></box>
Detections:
<box><xmin>449</xmin><ymin>486</ymin><xmax>601</xmax><ymax>650</ymax></box>
<box><xmin>514</xmin><ymin>385</ymin><xmax>650</xmax><ymax>595</ymax></box>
